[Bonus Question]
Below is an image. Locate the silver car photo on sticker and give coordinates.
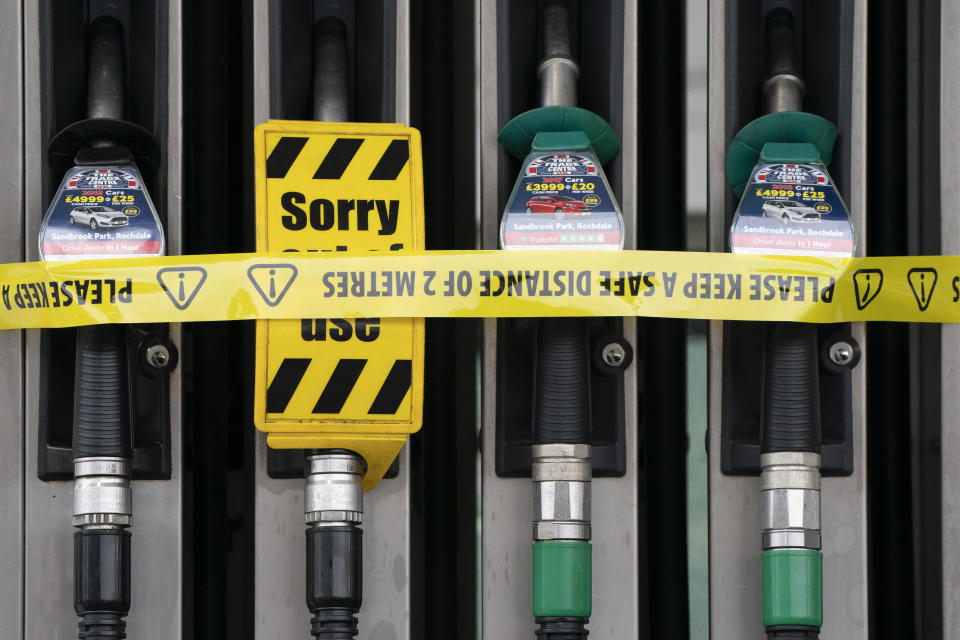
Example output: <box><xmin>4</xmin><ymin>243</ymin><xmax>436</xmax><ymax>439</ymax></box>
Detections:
<box><xmin>68</xmin><ymin>205</ymin><xmax>130</xmax><ymax>230</ymax></box>
<box><xmin>761</xmin><ymin>200</ymin><xmax>822</xmax><ymax>224</ymax></box>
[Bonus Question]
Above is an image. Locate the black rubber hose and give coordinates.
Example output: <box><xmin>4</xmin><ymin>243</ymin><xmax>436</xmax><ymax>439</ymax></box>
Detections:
<box><xmin>307</xmin><ymin>526</ymin><xmax>362</xmax><ymax>639</ymax></box>
<box><xmin>761</xmin><ymin>322</ymin><xmax>821</xmax><ymax>453</ymax></box>
<box><xmin>73</xmin><ymin>324</ymin><xmax>131</xmax><ymax>459</ymax></box>
<box><xmin>534</xmin><ymin>318</ymin><xmax>591</xmax><ymax>444</ymax></box>
<box><xmin>535</xmin><ymin>617</ymin><xmax>589</xmax><ymax>639</ymax></box>
<box><xmin>74</xmin><ymin>529</ymin><xmax>131</xmax><ymax>639</ymax></box>
<box><xmin>766</xmin><ymin>7</ymin><xmax>798</xmax><ymax>77</ymax></box>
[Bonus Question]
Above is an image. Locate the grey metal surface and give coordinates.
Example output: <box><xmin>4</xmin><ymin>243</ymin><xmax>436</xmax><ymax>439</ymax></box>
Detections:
<box><xmin>252</xmin><ymin>2</ymin><xmax>413</xmax><ymax>638</ymax></box>
<box><xmin>707</xmin><ymin>1</ymin><xmax>869</xmax><ymax>638</ymax></box>
<box><xmin>0</xmin><ymin>0</ymin><xmax>24</xmax><ymax>636</ymax></box>
<box><xmin>942</xmin><ymin>0</ymin><xmax>960</xmax><ymax>633</ymax></box>
<box><xmin>479</xmin><ymin>1</ymin><xmax>640</xmax><ymax>637</ymax></box>
<box><xmin>22</xmin><ymin>2</ymin><xmax>184</xmax><ymax>637</ymax></box>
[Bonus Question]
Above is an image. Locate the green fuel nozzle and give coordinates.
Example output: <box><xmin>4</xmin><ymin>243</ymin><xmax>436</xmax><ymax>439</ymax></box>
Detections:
<box><xmin>497</xmin><ymin>2</ymin><xmax>625</xmax><ymax>637</ymax></box>
<box><xmin>724</xmin><ymin>6</ymin><xmax>857</xmax><ymax>638</ymax></box>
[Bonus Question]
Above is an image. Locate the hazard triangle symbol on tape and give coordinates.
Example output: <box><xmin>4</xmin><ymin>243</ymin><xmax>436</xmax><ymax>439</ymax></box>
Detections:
<box><xmin>908</xmin><ymin>267</ymin><xmax>938</xmax><ymax>311</ymax></box>
<box><xmin>853</xmin><ymin>268</ymin><xmax>883</xmax><ymax>310</ymax></box>
<box><xmin>247</xmin><ymin>264</ymin><xmax>298</xmax><ymax>307</ymax></box>
<box><xmin>157</xmin><ymin>267</ymin><xmax>207</xmax><ymax>310</ymax></box>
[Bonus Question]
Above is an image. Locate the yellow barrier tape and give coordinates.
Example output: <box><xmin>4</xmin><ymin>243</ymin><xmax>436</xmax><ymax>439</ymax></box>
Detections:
<box><xmin>0</xmin><ymin>250</ymin><xmax>958</xmax><ymax>329</ymax></box>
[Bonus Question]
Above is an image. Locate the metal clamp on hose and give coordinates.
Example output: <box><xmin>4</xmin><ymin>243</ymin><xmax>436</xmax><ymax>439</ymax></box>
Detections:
<box><xmin>761</xmin><ymin>452</ymin><xmax>821</xmax><ymax>551</ymax></box>
<box><xmin>532</xmin><ymin>444</ymin><xmax>591</xmax><ymax>542</ymax></box>
<box><xmin>305</xmin><ymin>452</ymin><xmax>364</xmax><ymax>526</ymax></box>
<box><xmin>73</xmin><ymin>457</ymin><xmax>132</xmax><ymax>528</ymax></box>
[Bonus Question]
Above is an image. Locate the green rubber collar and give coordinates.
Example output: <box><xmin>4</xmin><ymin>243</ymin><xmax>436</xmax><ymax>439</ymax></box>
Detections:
<box><xmin>498</xmin><ymin>106</ymin><xmax>620</xmax><ymax>165</ymax></box>
<box><xmin>532</xmin><ymin>541</ymin><xmax>592</xmax><ymax>618</ymax></box>
<box><xmin>532</xmin><ymin>130</ymin><xmax>592</xmax><ymax>153</ymax></box>
<box><xmin>725</xmin><ymin>111</ymin><xmax>838</xmax><ymax>197</ymax></box>
<box><xmin>762</xmin><ymin>549</ymin><xmax>823</xmax><ymax>628</ymax></box>
<box><xmin>759</xmin><ymin>142</ymin><xmax>821</xmax><ymax>164</ymax></box>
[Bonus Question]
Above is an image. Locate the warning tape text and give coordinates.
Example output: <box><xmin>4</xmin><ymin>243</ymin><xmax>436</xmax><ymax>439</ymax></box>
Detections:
<box><xmin>2</xmin><ymin>278</ymin><xmax>133</xmax><ymax>311</ymax></box>
<box><xmin>2</xmin><ymin>250</ymin><xmax>960</xmax><ymax>329</ymax></box>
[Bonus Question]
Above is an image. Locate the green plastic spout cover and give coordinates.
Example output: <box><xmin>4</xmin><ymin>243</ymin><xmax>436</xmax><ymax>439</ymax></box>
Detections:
<box><xmin>725</xmin><ymin>111</ymin><xmax>838</xmax><ymax>197</ymax></box>
<box><xmin>498</xmin><ymin>105</ymin><xmax>620</xmax><ymax>165</ymax></box>
<box><xmin>532</xmin><ymin>541</ymin><xmax>592</xmax><ymax>618</ymax></box>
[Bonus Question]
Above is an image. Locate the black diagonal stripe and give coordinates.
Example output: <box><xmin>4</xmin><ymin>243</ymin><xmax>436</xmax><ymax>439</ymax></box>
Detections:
<box><xmin>313</xmin><ymin>138</ymin><xmax>364</xmax><ymax>179</ymax></box>
<box><xmin>266</xmin><ymin>358</ymin><xmax>311</xmax><ymax>413</ymax></box>
<box><xmin>266</xmin><ymin>137</ymin><xmax>308</xmax><ymax>179</ymax></box>
<box><xmin>368</xmin><ymin>139</ymin><xmax>409</xmax><ymax>180</ymax></box>
<box><xmin>368</xmin><ymin>360</ymin><xmax>412</xmax><ymax>414</ymax></box>
<box><xmin>313</xmin><ymin>359</ymin><xmax>367</xmax><ymax>414</ymax></box>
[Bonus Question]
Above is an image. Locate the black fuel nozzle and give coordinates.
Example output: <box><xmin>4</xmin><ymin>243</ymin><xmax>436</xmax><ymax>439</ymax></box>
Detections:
<box><xmin>63</xmin><ymin>17</ymin><xmax>138</xmax><ymax>639</ymax></box>
<box><xmin>299</xmin><ymin>16</ymin><xmax>366</xmax><ymax>638</ymax></box>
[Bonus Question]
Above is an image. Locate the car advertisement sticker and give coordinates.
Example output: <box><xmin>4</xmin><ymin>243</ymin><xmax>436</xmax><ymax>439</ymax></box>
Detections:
<box><xmin>500</xmin><ymin>150</ymin><xmax>624</xmax><ymax>251</ymax></box>
<box><xmin>39</xmin><ymin>164</ymin><xmax>165</xmax><ymax>262</ymax></box>
<box><xmin>730</xmin><ymin>161</ymin><xmax>855</xmax><ymax>258</ymax></box>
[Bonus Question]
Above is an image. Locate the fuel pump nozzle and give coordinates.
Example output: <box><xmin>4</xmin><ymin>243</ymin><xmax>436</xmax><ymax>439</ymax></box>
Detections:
<box><xmin>530</xmin><ymin>6</ymin><xmax>592</xmax><ymax>638</ymax></box>
<box><xmin>725</xmin><ymin>5</ymin><xmax>856</xmax><ymax>638</ymax></box>
<box><xmin>301</xmin><ymin>15</ymin><xmax>366</xmax><ymax>640</ymax></box>
<box><xmin>757</xmin><ymin>11</ymin><xmax>823</xmax><ymax>640</ymax></box>
<box><xmin>38</xmin><ymin>15</ymin><xmax>166</xmax><ymax>640</ymax></box>
<box><xmin>71</xmin><ymin>19</ymin><xmax>134</xmax><ymax>640</ymax></box>
<box><xmin>498</xmin><ymin>2</ymin><xmax>626</xmax><ymax>637</ymax></box>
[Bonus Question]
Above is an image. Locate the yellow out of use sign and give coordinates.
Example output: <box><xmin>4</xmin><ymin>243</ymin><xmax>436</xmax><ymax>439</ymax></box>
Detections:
<box><xmin>253</xmin><ymin>120</ymin><xmax>425</xmax><ymax>488</ymax></box>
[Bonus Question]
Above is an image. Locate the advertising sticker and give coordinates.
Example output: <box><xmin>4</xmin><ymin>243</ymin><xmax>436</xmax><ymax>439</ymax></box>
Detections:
<box><xmin>39</xmin><ymin>164</ymin><xmax>165</xmax><ymax>261</ymax></box>
<box><xmin>730</xmin><ymin>161</ymin><xmax>855</xmax><ymax>258</ymax></box>
<box><xmin>500</xmin><ymin>150</ymin><xmax>624</xmax><ymax>251</ymax></box>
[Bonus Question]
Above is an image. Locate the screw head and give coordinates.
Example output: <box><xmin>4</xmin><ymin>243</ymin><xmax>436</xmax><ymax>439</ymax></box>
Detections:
<box><xmin>601</xmin><ymin>342</ymin><xmax>626</xmax><ymax>367</ymax></box>
<box><xmin>828</xmin><ymin>341</ymin><xmax>854</xmax><ymax>366</ymax></box>
<box><xmin>146</xmin><ymin>344</ymin><xmax>171</xmax><ymax>369</ymax></box>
